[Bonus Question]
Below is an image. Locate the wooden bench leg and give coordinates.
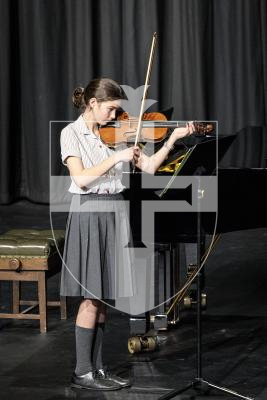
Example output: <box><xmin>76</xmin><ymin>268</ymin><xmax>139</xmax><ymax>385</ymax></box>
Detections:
<box><xmin>38</xmin><ymin>272</ymin><xmax>47</xmax><ymax>333</ymax></box>
<box><xmin>12</xmin><ymin>281</ymin><xmax>20</xmax><ymax>313</ymax></box>
<box><xmin>60</xmin><ymin>296</ymin><xmax>67</xmax><ymax>320</ymax></box>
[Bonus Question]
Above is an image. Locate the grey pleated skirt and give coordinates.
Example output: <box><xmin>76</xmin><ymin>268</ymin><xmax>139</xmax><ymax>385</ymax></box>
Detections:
<box><xmin>60</xmin><ymin>193</ymin><xmax>136</xmax><ymax>300</ymax></box>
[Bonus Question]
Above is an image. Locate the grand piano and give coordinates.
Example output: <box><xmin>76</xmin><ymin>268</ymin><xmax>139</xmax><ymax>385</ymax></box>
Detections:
<box><xmin>122</xmin><ymin>126</ymin><xmax>267</xmax><ymax>342</ymax></box>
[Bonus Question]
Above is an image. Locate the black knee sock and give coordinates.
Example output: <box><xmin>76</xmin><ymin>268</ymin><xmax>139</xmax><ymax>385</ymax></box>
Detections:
<box><xmin>75</xmin><ymin>325</ymin><xmax>95</xmax><ymax>376</ymax></box>
<box><xmin>92</xmin><ymin>322</ymin><xmax>105</xmax><ymax>370</ymax></box>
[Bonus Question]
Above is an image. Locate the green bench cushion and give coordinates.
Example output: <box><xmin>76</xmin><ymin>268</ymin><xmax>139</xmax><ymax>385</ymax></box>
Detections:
<box><xmin>0</xmin><ymin>229</ymin><xmax>65</xmax><ymax>258</ymax></box>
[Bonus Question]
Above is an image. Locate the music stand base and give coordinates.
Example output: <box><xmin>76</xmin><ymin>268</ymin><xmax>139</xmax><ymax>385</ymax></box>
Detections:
<box><xmin>158</xmin><ymin>378</ymin><xmax>255</xmax><ymax>400</ymax></box>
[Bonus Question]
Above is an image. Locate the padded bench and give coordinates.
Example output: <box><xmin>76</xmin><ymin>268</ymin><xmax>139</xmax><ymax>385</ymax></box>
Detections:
<box><xmin>0</xmin><ymin>229</ymin><xmax>66</xmax><ymax>333</ymax></box>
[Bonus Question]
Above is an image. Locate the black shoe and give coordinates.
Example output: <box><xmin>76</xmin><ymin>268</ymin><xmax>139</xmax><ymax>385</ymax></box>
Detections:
<box><xmin>71</xmin><ymin>371</ymin><xmax>121</xmax><ymax>391</ymax></box>
<box><xmin>96</xmin><ymin>368</ymin><xmax>131</xmax><ymax>388</ymax></box>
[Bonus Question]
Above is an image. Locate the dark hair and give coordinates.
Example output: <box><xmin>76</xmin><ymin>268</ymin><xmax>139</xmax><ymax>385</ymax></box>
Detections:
<box><xmin>72</xmin><ymin>78</ymin><xmax>124</xmax><ymax>110</ymax></box>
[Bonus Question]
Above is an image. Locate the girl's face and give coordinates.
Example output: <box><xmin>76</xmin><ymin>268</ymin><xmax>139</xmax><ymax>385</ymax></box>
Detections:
<box><xmin>89</xmin><ymin>99</ymin><xmax>121</xmax><ymax>125</ymax></box>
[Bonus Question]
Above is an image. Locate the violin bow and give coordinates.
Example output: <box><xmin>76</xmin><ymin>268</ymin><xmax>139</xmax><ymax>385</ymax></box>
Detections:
<box><xmin>133</xmin><ymin>32</ymin><xmax>158</xmax><ymax>169</ymax></box>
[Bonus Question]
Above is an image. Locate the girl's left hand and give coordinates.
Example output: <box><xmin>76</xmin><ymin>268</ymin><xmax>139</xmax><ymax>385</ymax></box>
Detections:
<box><xmin>171</xmin><ymin>122</ymin><xmax>195</xmax><ymax>140</ymax></box>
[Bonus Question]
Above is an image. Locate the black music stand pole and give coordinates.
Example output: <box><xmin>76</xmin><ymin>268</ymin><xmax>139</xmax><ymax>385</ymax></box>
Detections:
<box><xmin>158</xmin><ymin>172</ymin><xmax>254</xmax><ymax>400</ymax></box>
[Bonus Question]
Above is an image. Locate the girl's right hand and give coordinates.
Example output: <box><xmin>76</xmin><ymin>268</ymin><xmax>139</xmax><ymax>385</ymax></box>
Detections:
<box><xmin>116</xmin><ymin>146</ymin><xmax>140</xmax><ymax>164</ymax></box>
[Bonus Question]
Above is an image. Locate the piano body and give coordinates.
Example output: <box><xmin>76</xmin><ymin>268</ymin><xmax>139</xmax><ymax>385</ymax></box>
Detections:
<box><xmin>121</xmin><ymin>126</ymin><xmax>267</xmax><ymax>342</ymax></box>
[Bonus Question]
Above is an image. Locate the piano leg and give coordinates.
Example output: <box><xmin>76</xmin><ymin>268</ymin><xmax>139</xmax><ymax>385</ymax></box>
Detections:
<box><xmin>128</xmin><ymin>243</ymin><xmax>181</xmax><ymax>352</ymax></box>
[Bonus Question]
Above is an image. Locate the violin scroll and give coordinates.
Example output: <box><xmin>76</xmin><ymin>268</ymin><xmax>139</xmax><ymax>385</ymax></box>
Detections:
<box><xmin>193</xmin><ymin>122</ymin><xmax>215</xmax><ymax>136</ymax></box>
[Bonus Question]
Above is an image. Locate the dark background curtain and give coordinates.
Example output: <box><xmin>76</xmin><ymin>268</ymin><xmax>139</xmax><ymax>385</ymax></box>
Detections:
<box><xmin>0</xmin><ymin>0</ymin><xmax>266</xmax><ymax>204</ymax></box>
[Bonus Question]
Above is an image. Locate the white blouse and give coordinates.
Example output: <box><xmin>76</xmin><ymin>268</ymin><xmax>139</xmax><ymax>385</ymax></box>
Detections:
<box><xmin>60</xmin><ymin>115</ymin><xmax>125</xmax><ymax>194</ymax></box>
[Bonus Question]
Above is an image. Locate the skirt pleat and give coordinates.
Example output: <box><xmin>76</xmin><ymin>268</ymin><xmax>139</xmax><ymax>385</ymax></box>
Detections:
<box><xmin>60</xmin><ymin>193</ymin><xmax>136</xmax><ymax>300</ymax></box>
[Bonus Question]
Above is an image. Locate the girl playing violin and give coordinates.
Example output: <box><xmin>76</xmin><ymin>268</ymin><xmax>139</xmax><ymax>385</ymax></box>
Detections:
<box><xmin>60</xmin><ymin>77</ymin><xmax>194</xmax><ymax>391</ymax></box>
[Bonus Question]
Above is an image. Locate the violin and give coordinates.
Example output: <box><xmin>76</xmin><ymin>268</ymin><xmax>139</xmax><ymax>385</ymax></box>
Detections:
<box><xmin>99</xmin><ymin>33</ymin><xmax>213</xmax><ymax>148</ymax></box>
<box><xmin>99</xmin><ymin>111</ymin><xmax>214</xmax><ymax>147</ymax></box>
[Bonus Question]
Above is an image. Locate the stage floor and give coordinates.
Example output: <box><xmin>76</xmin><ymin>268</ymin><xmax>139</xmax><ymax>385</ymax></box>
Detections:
<box><xmin>0</xmin><ymin>200</ymin><xmax>267</xmax><ymax>400</ymax></box>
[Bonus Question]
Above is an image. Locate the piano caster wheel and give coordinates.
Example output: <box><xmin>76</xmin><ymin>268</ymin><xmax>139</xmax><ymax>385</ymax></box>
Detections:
<box><xmin>184</xmin><ymin>293</ymin><xmax>207</xmax><ymax>309</ymax></box>
<box><xmin>128</xmin><ymin>335</ymin><xmax>157</xmax><ymax>354</ymax></box>
<box><xmin>184</xmin><ymin>296</ymin><xmax>192</xmax><ymax>308</ymax></box>
<box><xmin>128</xmin><ymin>336</ymin><xmax>142</xmax><ymax>354</ymax></box>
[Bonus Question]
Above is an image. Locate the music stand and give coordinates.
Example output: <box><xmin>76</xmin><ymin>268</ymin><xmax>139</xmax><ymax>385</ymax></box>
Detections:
<box><xmin>158</xmin><ymin>135</ymin><xmax>254</xmax><ymax>400</ymax></box>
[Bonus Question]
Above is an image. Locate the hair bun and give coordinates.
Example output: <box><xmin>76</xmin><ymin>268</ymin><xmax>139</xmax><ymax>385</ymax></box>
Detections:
<box><xmin>72</xmin><ymin>86</ymin><xmax>85</xmax><ymax>108</ymax></box>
